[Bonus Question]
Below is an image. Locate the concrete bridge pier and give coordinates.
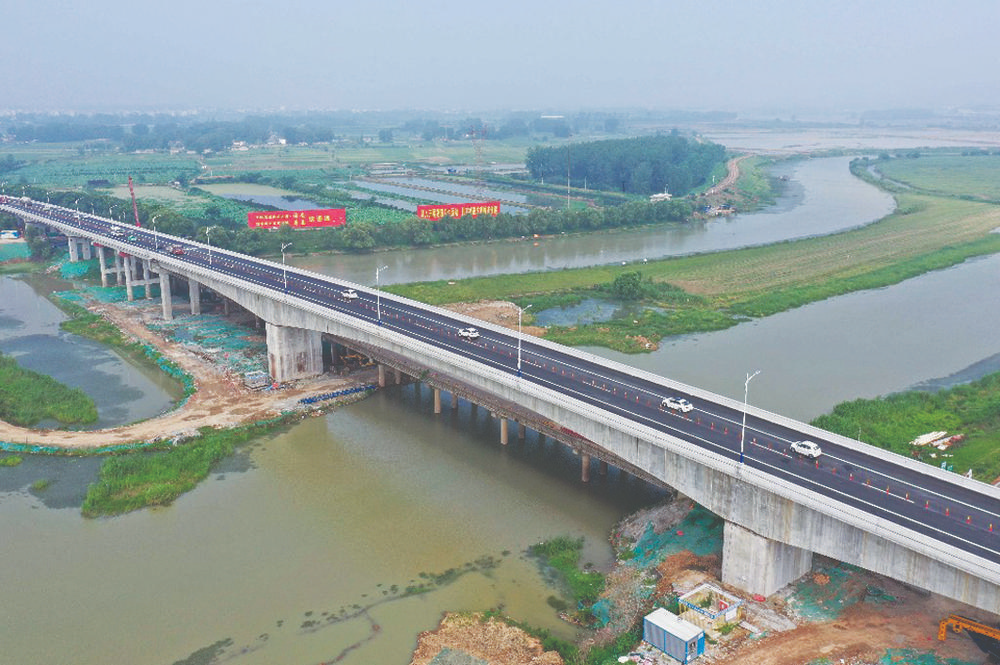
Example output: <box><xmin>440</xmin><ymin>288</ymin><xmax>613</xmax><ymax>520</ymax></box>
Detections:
<box><xmin>721</xmin><ymin>521</ymin><xmax>813</xmax><ymax>597</ymax></box>
<box><xmin>451</xmin><ymin>392</ymin><xmax>458</xmax><ymax>410</ymax></box>
<box><xmin>114</xmin><ymin>253</ymin><xmax>124</xmax><ymax>286</ymax></box>
<box><xmin>97</xmin><ymin>246</ymin><xmax>109</xmax><ymax>287</ymax></box>
<box><xmin>124</xmin><ymin>256</ymin><xmax>135</xmax><ymax>301</ymax></box>
<box><xmin>434</xmin><ymin>388</ymin><xmax>441</xmax><ymax>414</ymax></box>
<box><xmin>377</xmin><ymin>364</ymin><xmax>386</xmax><ymax>388</ymax></box>
<box><xmin>265</xmin><ymin>322</ymin><xmax>323</xmax><ymax>383</ymax></box>
<box><xmin>581</xmin><ymin>453</ymin><xmax>591</xmax><ymax>482</ymax></box>
<box><xmin>159</xmin><ymin>270</ymin><xmax>173</xmax><ymax>320</ymax></box>
<box><xmin>189</xmin><ymin>278</ymin><xmax>201</xmax><ymax>315</ymax></box>
<box><xmin>143</xmin><ymin>259</ymin><xmax>153</xmax><ymax>299</ymax></box>
<box><xmin>394</xmin><ymin>368</ymin><xmax>403</xmax><ymax>385</ymax></box>
<box><xmin>518</xmin><ymin>422</ymin><xmax>526</xmax><ymax>440</ymax></box>
<box><xmin>500</xmin><ymin>418</ymin><xmax>509</xmax><ymax>445</ymax></box>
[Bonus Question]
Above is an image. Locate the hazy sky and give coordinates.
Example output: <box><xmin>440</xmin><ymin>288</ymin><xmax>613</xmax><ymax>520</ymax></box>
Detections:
<box><xmin>4</xmin><ymin>0</ymin><xmax>998</xmax><ymax>113</ymax></box>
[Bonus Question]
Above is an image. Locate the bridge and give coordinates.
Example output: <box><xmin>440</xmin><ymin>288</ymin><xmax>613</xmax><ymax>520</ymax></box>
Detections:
<box><xmin>5</xmin><ymin>196</ymin><xmax>1000</xmax><ymax>616</ymax></box>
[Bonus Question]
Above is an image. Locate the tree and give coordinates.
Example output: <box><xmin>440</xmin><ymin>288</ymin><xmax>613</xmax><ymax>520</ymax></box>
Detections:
<box><xmin>378</xmin><ymin>128</ymin><xmax>394</xmax><ymax>144</ymax></box>
<box><xmin>612</xmin><ymin>272</ymin><xmax>644</xmax><ymax>300</ymax></box>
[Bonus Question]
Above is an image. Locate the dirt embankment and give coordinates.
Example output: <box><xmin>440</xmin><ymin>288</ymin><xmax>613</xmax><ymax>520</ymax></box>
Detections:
<box><xmin>409</xmin><ymin>613</ymin><xmax>562</xmax><ymax>665</ymax></box>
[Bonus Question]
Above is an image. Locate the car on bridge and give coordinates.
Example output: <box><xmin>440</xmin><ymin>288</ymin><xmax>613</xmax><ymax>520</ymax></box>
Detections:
<box><xmin>458</xmin><ymin>327</ymin><xmax>480</xmax><ymax>340</ymax></box>
<box><xmin>661</xmin><ymin>396</ymin><xmax>694</xmax><ymax>413</ymax></box>
<box><xmin>790</xmin><ymin>440</ymin><xmax>822</xmax><ymax>458</ymax></box>
<box><xmin>109</xmin><ymin>227</ymin><xmax>126</xmax><ymax>238</ymax></box>
<box><xmin>341</xmin><ymin>289</ymin><xmax>359</xmax><ymax>301</ymax></box>
<box><xmin>168</xmin><ymin>244</ymin><xmax>185</xmax><ymax>255</ymax></box>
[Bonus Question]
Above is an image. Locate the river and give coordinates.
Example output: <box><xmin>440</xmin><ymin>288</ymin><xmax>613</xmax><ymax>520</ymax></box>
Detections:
<box><xmin>1</xmin><ymin>155</ymin><xmax>999</xmax><ymax>664</ymax></box>
<box><xmin>289</xmin><ymin>156</ymin><xmax>895</xmax><ymax>286</ymax></box>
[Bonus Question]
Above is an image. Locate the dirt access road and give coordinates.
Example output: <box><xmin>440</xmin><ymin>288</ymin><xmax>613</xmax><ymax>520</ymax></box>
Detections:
<box><xmin>705</xmin><ymin>154</ymin><xmax>752</xmax><ymax>197</ymax></box>
<box><xmin>0</xmin><ymin>299</ymin><xmax>375</xmax><ymax>451</ymax></box>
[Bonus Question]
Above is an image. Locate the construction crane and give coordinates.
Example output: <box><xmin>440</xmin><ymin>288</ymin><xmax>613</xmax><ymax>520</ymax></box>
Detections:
<box><xmin>128</xmin><ymin>175</ymin><xmax>141</xmax><ymax>227</ymax></box>
<box><xmin>938</xmin><ymin>614</ymin><xmax>1000</xmax><ymax>658</ymax></box>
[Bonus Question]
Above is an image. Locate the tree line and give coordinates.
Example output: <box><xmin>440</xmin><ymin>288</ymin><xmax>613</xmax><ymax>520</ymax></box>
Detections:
<box><xmin>15</xmin><ymin>185</ymin><xmax>693</xmax><ymax>259</ymax></box>
<box><xmin>525</xmin><ymin>133</ymin><xmax>726</xmax><ymax>196</ymax></box>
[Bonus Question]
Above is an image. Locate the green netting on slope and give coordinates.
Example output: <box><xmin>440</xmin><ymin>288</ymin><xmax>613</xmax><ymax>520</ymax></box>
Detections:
<box><xmin>147</xmin><ymin>314</ymin><xmax>268</xmax><ymax>376</ymax></box>
<box><xmin>786</xmin><ymin>562</ymin><xmax>864</xmax><ymax>621</ymax></box>
<box><xmin>630</xmin><ymin>505</ymin><xmax>724</xmax><ymax>567</ymax></box>
<box><xmin>879</xmin><ymin>648</ymin><xmax>981</xmax><ymax>665</ymax></box>
<box><xmin>59</xmin><ymin>258</ymin><xmax>98</xmax><ymax>279</ymax></box>
<box><xmin>0</xmin><ymin>242</ymin><xmax>31</xmax><ymax>261</ymax></box>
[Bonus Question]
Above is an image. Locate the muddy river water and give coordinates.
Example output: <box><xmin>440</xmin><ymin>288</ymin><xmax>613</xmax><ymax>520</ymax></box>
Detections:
<box><xmin>2</xmin><ymin>156</ymin><xmax>999</xmax><ymax>664</ymax></box>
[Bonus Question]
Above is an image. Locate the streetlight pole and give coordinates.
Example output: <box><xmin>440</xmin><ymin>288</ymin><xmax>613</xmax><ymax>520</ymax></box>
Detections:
<box><xmin>376</xmin><ymin>265</ymin><xmax>388</xmax><ymax>325</ymax></box>
<box><xmin>281</xmin><ymin>242</ymin><xmax>292</xmax><ymax>290</ymax></box>
<box><xmin>517</xmin><ymin>303</ymin><xmax>533</xmax><ymax>377</ymax></box>
<box><xmin>206</xmin><ymin>226</ymin><xmax>215</xmax><ymax>265</ymax></box>
<box><xmin>740</xmin><ymin>370</ymin><xmax>760</xmax><ymax>464</ymax></box>
<box><xmin>151</xmin><ymin>215</ymin><xmax>159</xmax><ymax>250</ymax></box>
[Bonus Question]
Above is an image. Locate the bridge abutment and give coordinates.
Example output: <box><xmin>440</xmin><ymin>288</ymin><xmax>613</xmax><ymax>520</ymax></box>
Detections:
<box><xmin>265</xmin><ymin>322</ymin><xmax>323</xmax><ymax>383</ymax></box>
<box><xmin>721</xmin><ymin>520</ymin><xmax>813</xmax><ymax>597</ymax></box>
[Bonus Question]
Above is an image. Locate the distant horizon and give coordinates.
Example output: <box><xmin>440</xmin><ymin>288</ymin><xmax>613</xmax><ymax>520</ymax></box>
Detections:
<box><xmin>4</xmin><ymin>1</ymin><xmax>998</xmax><ymax>116</ymax></box>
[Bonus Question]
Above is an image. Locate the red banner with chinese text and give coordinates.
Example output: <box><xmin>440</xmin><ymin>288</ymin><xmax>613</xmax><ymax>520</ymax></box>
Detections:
<box><xmin>416</xmin><ymin>202</ymin><xmax>501</xmax><ymax>221</ymax></box>
<box><xmin>248</xmin><ymin>208</ymin><xmax>346</xmax><ymax>229</ymax></box>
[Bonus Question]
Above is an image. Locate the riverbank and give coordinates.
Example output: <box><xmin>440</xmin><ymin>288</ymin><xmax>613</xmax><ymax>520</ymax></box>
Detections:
<box><xmin>389</xmin><ymin>189</ymin><xmax>1000</xmax><ymax>353</ymax></box>
<box><xmin>410</xmin><ymin>496</ymin><xmax>988</xmax><ymax>665</ymax></box>
<box><xmin>0</xmin><ymin>291</ymin><xmax>377</xmax><ymax>452</ymax></box>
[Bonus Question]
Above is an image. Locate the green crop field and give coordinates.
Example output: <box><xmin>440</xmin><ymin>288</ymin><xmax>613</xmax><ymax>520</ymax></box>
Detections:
<box><xmin>875</xmin><ymin>153</ymin><xmax>1000</xmax><ymax>201</ymax></box>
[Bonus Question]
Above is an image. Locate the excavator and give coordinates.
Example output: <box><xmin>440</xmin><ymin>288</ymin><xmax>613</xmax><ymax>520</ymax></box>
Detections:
<box><xmin>939</xmin><ymin>614</ymin><xmax>1000</xmax><ymax>659</ymax></box>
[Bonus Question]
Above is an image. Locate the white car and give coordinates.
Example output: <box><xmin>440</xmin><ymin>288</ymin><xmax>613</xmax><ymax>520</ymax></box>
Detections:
<box><xmin>340</xmin><ymin>289</ymin><xmax>359</xmax><ymax>301</ymax></box>
<box><xmin>458</xmin><ymin>327</ymin><xmax>480</xmax><ymax>340</ymax></box>
<box><xmin>790</xmin><ymin>440</ymin><xmax>822</xmax><ymax>458</ymax></box>
<box><xmin>661</xmin><ymin>397</ymin><xmax>694</xmax><ymax>413</ymax></box>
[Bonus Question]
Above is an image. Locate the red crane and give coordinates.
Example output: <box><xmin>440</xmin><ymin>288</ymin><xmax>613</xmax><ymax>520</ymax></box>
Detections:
<box><xmin>128</xmin><ymin>175</ymin><xmax>141</xmax><ymax>227</ymax></box>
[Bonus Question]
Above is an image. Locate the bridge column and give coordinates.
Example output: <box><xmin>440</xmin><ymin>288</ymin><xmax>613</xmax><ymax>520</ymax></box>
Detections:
<box><xmin>451</xmin><ymin>392</ymin><xmax>458</xmax><ymax>410</ymax></box>
<box><xmin>394</xmin><ymin>368</ymin><xmax>402</xmax><ymax>385</ymax></box>
<box><xmin>434</xmin><ymin>388</ymin><xmax>441</xmax><ymax>414</ymax></box>
<box><xmin>500</xmin><ymin>418</ymin><xmax>509</xmax><ymax>445</ymax></box>
<box><xmin>143</xmin><ymin>259</ymin><xmax>152</xmax><ymax>299</ymax></box>
<box><xmin>97</xmin><ymin>246</ymin><xmax>109</xmax><ymax>287</ymax></box>
<box><xmin>67</xmin><ymin>237</ymin><xmax>79</xmax><ymax>262</ymax></box>
<box><xmin>123</xmin><ymin>256</ymin><xmax>135</xmax><ymax>301</ymax></box>
<box><xmin>159</xmin><ymin>271</ymin><xmax>173</xmax><ymax>321</ymax></box>
<box><xmin>265</xmin><ymin>322</ymin><xmax>323</xmax><ymax>383</ymax></box>
<box><xmin>518</xmin><ymin>422</ymin><xmax>526</xmax><ymax>439</ymax></box>
<box><xmin>189</xmin><ymin>278</ymin><xmax>201</xmax><ymax>315</ymax></box>
<box><xmin>600</xmin><ymin>460</ymin><xmax>609</xmax><ymax>476</ymax></box>
<box><xmin>722</xmin><ymin>521</ymin><xmax>813</xmax><ymax>598</ymax></box>
<box><xmin>377</xmin><ymin>364</ymin><xmax>386</xmax><ymax>388</ymax></box>
<box><xmin>581</xmin><ymin>453</ymin><xmax>591</xmax><ymax>482</ymax></box>
<box><xmin>80</xmin><ymin>240</ymin><xmax>92</xmax><ymax>260</ymax></box>
<box><xmin>114</xmin><ymin>253</ymin><xmax>124</xmax><ymax>285</ymax></box>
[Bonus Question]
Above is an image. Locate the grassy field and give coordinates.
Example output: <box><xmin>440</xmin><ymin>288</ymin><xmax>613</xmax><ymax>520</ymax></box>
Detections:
<box><xmin>812</xmin><ymin>371</ymin><xmax>1000</xmax><ymax>482</ymax></box>
<box><xmin>874</xmin><ymin>153</ymin><xmax>1000</xmax><ymax>201</ymax></box>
